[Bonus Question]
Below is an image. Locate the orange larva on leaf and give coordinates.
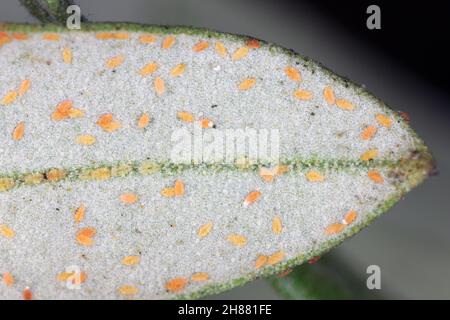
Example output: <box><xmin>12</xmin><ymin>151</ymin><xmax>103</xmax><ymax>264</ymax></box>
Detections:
<box><xmin>96</xmin><ymin>114</ymin><xmax>121</xmax><ymax>132</ymax></box>
<box><xmin>177</xmin><ymin>111</ymin><xmax>195</xmax><ymax>123</ymax></box>
<box><xmin>323</xmin><ymin>86</ymin><xmax>336</xmax><ymax>105</ymax></box>
<box><xmin>284</xmin><ymin>66</ymin><xmax>301</xmax><ymax>82</ymax></box>
<box><xmin>200</xmin><ymin>118</ymin><xmax>214</xmax><ymax>129</ymax></box>
<box><xmin>227</xmin><ymin>234</ymin><xmax>247</xmax><ymax>247</ymax></box>
<box><xmin>368</xmin><ymin>170</ymin><xmax>384</xmax><ymax>184</ymax></box>
<box><xmin>76</xmin><ymin>234</ymin><xmax>93</xmax><ymax>246</ymax></box>
<box><xmin>198</xmin><ymin>221</ymin><xmax>213</xmax><ymax>238</ymax></box>
<box><xmin>106</xmin><ymin>55</ymin><xmax>125</xmax><ymax>69</ymax></box>
<box><xmin>335</xmin><ymin>99</ymin><xmax>355</xmax><ymax>111</ymax></box>
<box><xmin>232</xmin><ymin>46</ymin><xmax>249</xmax><ymax>60</ymax></box>
<box><xmin>259</xmin><ymin>167</ymin><xmax>275</xmax><ymax>182</ymax></box>
<box><xmin>1</xmin><ymin>91</ymin><xmax>18</xmax><ymax>106</ymax></box>
<box><xmin>51</xmin><ymin>100</ymin><xmax>84</xmax><ymax>121</ymax></box>
<box><xmin>95</xmin><ymin>32</ymin><xmax>128</xmax><ymax>40</ymax></box>
<box><xmin>42</xmin><ymin>33</ymin><xmax>59</xmax><ymax>41</ymax></box>
<box><xmin>121</xmin><ymin>255</ymin><xmax>140</xmax><ymax>266</ymax></box>
<box><xmin>376</xmin><ymin>113</ymin><xmax>392</xmax><ymax>128</ymax></box>
<box><xmin>96</xmin><ymin>113</ymin><xmax>112</xmax><ymax>125</ymax></box>
<box><xmin>74</xmin><ymin>204</ymin><xmax>85</xmax><ymax>224</ymax></box>
<box><xmin>360</xmin><ymin>149</ymin><xmax>378</xmax><ymax>161</ymax></box>
<box><xmin>139</xmin><ymin>34</ymin><xmax>157</xmax><ymax>44</ymax></box>
<box><xmin>267</xmin><ymin>251</ymin><xmax>285</xmax><ymax>265</ymax></box>
<box><xmin>294</xmin><ymin>88</ymin><xmax>313</xmax><ymax>100</ymax></box>
<box><xmin>76</xmin><ymin>135</ymin><xmax>96</xmax><ymax>146</ymax></box>
<box><xmin>272</xmin><ymin>216</ymin><xmax>283</xmax><ymax>235</ymax></box>
<box><xmin>243</xmin><ymin>190</ymin><xmax>261</xmax><ymax>207</ymax></box>
<box><xmin>215</xmin><ymin>41</ymin><xmax>227</xmax><ymax>57</ymax></box>
<box><xmin>191</xmin><ymin>272</ymin><xmax>209</xmax><ymax>282</ymax></box>
<box><xmin>78</xmin><ymin>227</ymin><xmax>96</xmax><ymax>238</ymax></box>
<box><xmin>112</xmin><ymin>32</ymin><xmax>129</xmax><ymax>40</ymax></box>
<box><xmin>12</xmin><ymin>33</ymin><xmax>28</xmax><ymax>41</ymax></box>
<box><xmin>161</xmin><ymin>187</ymin><xmax>176</xmax><ymax>197</ymax></box>
<box><xmin>170</xmin><ymin>63</ymin><xmax>186</xmax><ymax>77</ymax></box>
<box><xmin>139</xmin><ymin>61</ymin><xmax>158</xmax><ymax>77</ymax></box>
<box><xmin>18</xmin><ymin>79</ymin><xmax>31</xmax><ymax>96</ymax></box>
<box><xmin>174</xmin><ymin>179</ymin><xmax>185</xmax><ymax>196</ymax></box>
<box><xmin>255</xmin><ymin>255</ymin><xmax>268</xmax><ymax>269</ymax></box>
<box><xmin>57</xmin><ymin>271</ymin><xmax>72</xmax><ymax>282</ymax></box>
<box><xmin>161</xmin><ymin>35</ymin><xmax>175</xmax><ymax>49</ymax></box>
<box><xmin>325</xmin><ymin>222</ymin><xmax>345</xmax><ymax>235</ymax></box>
<box><xmin>137</xmin><ymin>112</ymin><xmax>150</xmax><ymax>129</ymax></box>
<box><xmin>3</xmin><ymin>272</ymin><xmax>14</xmax><ymax>287</ymax></box>
<box><xmin>161</xmin><ymin>180</ymin><xmax>184</xmax><ymax>197</ymax></box>
<box><xmin>119</xmin><ymin>285</ymin><xmax>139</xmax><ymax>296</ymax></box>
<box><xmin>245</xmin><ymin>38</ymin><xmax>260</xmax><ymax>49</ymax></box>
<box><xmin>62</xmin><ymin>47</ymin><xmax>72</xmax><ymax>64</ymax></box>
<box><xmin>154</xmin><ymin>77</ymin><xmax>165</xmax><ymax>96</ymax></box>
<box><xmin>68</xmin><ymin>107</ymin><xmax>84</xmax><ymax>119</ymax></box>
<box><xmin>51</xmin><ymin>100</ymin><xmax>72</xmax><ymax>120</ymax></box>
<box><xmin>343</xmin><ymin>210</ymin><xmax>358</xmax><ymax>225</ymax></box>
<box><xmin>0</xmin><ymin>32</ymin><xmax>12</xmax><ymax>46</ymax></box>
<box><xmin>120</xmin><ymin>193</ymin><xmax>139</xmax><ymax>204</ymax></box>
<box><xmin>165</xmin><ymin>278</ymin><xmax>188</xmax><ymax>293</ymax></box>
<box><xmin>361</xmin><ymin>125</ymin><xmax>377</xmax><ymax>140</ymax></box>
<box><xmin>0</xmin><ymin>224</ymin><xmax>15</xmax><ymax>238</ymax></box>
<box><xmin>0</xmin><ymin>37</ymin><xmax>11</xmax><ymax>48</ymax></box>
<box><xmin>238</xmin><ymin>78</ymin><xmax>256</xmax><ymax>90</ymax></box>
<box><xmin>76</xmin><ymin>227</ymin><xmax>96</xmax><ymax>246</ymax></box>
<box><xmin>73</xmin><ymin>272</ymin><xmax>88</xmax><ymax>285</ymax></box>
<box><xmin>192</xmin><ymin>40</ymin><xmax>209</xmax><ymax>52</ymax></box>
<box><xmin>95</xmin><ymin>32</ymin><xmax>113</xmax><ymax>40</ymax></box>
<box><xmin>305</xmin><ymin>171</ymin><xmax>325</xmax><ymax>182</ymax></box>
<box><xmin>12</xmin><ymin>121</ymin><xmax>25</xmax><ymax>141</ymax></box>
<box><xmin>23</xmin><ymin>287</ymin><xmax>32</xmax><ymax>300</ymax></box>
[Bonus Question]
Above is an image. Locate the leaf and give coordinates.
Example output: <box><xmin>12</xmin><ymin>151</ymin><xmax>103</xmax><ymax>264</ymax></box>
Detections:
<box><xmin>269</xmin><ymin>253</ymin><xmax>381</xmax><ymax>300</ymax></box>
<box><xmin>0</xmin><ymin>24</ymin><xmax>434</xmax><ymax>300</ymax></box>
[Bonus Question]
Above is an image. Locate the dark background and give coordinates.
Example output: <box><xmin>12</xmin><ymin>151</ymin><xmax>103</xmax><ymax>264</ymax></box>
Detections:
<box><xmin>1</xmin><ymin>0</ymin><xmax>449</xmax><ymax>299</ymax></box>
<box><xmin>310</xmin><ymin>0</ymin><xmax>450</xmax><ymax>93</ymax></box>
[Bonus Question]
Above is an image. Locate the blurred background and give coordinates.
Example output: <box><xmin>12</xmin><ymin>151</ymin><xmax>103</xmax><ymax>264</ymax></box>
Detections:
<box><xmin>1</xmin><ymin>0</ymin><xmax>449</xmax><ymax>299</ymax></box>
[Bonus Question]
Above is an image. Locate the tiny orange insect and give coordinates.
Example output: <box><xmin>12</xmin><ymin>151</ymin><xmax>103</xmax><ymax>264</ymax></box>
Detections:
<box><xmin>137</xmin><ymin>113</ymin><xmax>150</xmax><ymax>129</ymax></box>
<box><xmin>12</xmin><ymin>121</ymin><xmax>25</xmax><ymax>141</ymax></box>
<box><xmin>2</xmin><ymin>272</ymin><xmax>14</xmax><ymax>286</ymax></box>
<box><xmin>192</xmin><ymin>40</ymin><xmax>209</xmax><ymax>52</ymax></box>
<box><xmin>120</xmin><ymin>193</ymin><xmax>139</xmax><ymax>204</ymax></box>
<box><xmin>23</xmin><ymin>287</ymin><xmax>32</xmax><ymax>300</ymax></box>
<box><xmin>243</xmin><ymin>190</ymin><xmax>261</xmax><ymax>207</ymax></box>
<box><xmin>165</xmin><ymin>278</ymin><xmax>188</xmax><ymax>293</ymax></box>
<box><xmin>294</xmin><ymin>88</ymin><xmax>313</xmax><ymax>100</ymax></box>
